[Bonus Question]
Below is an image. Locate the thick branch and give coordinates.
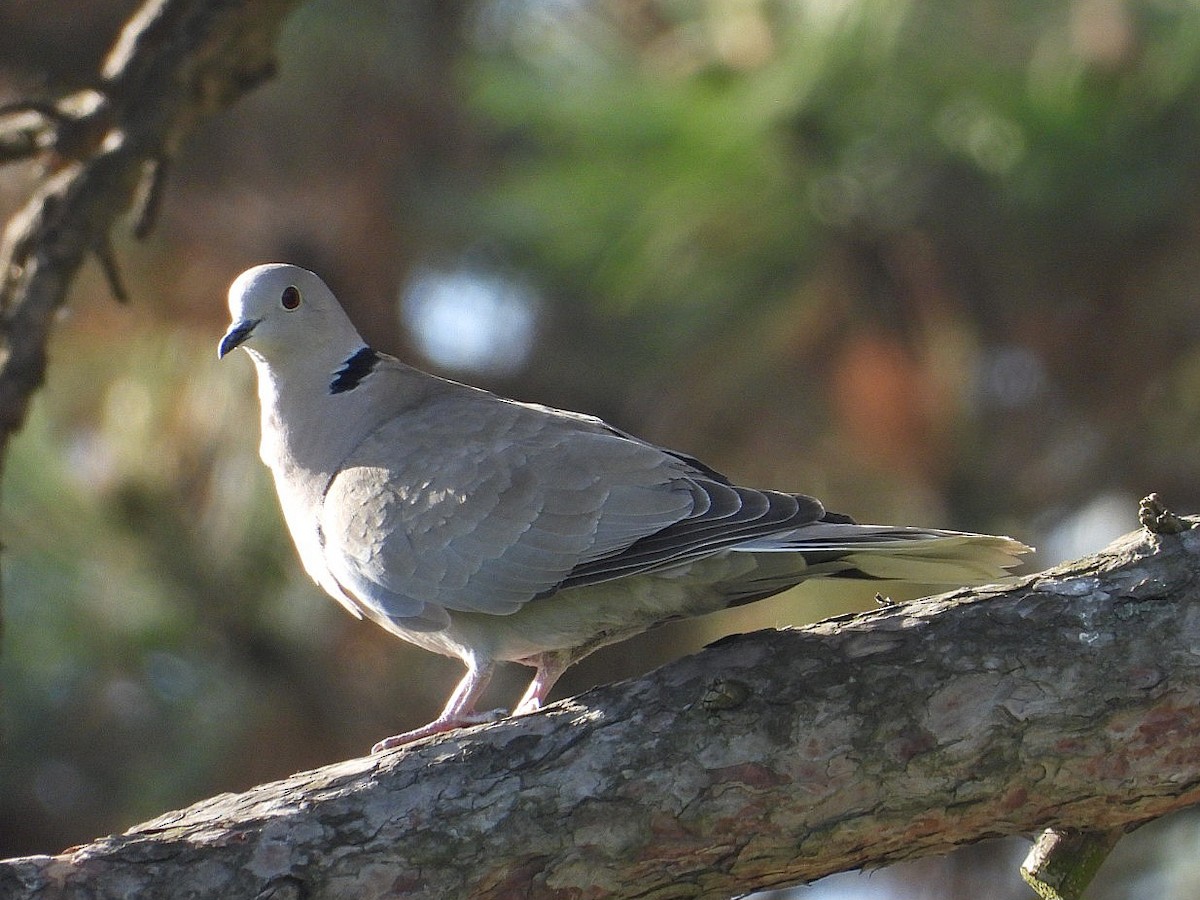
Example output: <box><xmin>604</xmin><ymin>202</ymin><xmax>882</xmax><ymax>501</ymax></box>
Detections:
<box><xmin>0</xmin><ymin>0</ymin><xmax>300</xmax><ymax>461</ymax></box>
<box><xmin>3</xmin><ymin>522</ymin><xmax>1199</xmax><ymax>899</ymax></box>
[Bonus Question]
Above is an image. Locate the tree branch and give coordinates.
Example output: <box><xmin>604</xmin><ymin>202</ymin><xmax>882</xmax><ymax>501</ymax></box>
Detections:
<box><xmin>3</xmin><ymin>519</ymin><xmax>1199</xmax><ymax>899</ymax></box>
<box><xmin>0</xmin><ymin>0</ymin><xmax>301</xmax><ymax>466</ymax></box>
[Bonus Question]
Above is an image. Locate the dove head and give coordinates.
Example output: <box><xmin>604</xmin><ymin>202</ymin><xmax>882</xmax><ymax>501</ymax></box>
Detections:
<box><xmin>219</xmin><ymin>264</ymin><xmax>364</xmax><ymax>364</ymax></box>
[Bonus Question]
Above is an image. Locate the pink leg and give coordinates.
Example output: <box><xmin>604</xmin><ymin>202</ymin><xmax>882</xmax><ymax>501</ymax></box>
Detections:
<box><xmin>372</xmin><ymin>660</ymin><xmax>498</xmax><ymax>752</ymax></box>
<box><xmin>513</xmin><ymin>651</ymin><xmax>574</xmax><ymax>716</ymax></box>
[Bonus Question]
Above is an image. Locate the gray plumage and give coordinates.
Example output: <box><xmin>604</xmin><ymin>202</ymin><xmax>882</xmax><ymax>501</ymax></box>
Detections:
<box><xmin>219</xmin><ymin>263</ymin><xmax>1030</xmax><ymax>751</ymax></box>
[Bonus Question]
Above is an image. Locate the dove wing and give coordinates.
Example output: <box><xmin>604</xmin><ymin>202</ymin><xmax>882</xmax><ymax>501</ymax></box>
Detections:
<box><xmin>318</xmin><ymin>389</ymin><xmax>826</xmax><ymax>630</ymax></box>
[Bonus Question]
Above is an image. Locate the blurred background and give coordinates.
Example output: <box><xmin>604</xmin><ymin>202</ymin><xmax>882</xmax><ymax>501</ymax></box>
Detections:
<box><xmin>2</xmin><ymin>0</ymin><xmax>1200</xmax><ymax>896</ymax></box>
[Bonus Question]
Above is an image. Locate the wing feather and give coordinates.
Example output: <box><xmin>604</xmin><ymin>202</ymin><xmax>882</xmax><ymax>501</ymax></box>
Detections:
<box><xmin>559</xmin><ymin>484</ymin><xmax>825</xmax><ymax>588</ymax></box>
<box><xmin>319</xmin><ymin>397</ymin><xmax>699</xmax><ymax>625</ymax></box>
<box><xmin>318</xmin><ymin>385</ymin><xmax>844</xmax><ymax>628</ymax></box>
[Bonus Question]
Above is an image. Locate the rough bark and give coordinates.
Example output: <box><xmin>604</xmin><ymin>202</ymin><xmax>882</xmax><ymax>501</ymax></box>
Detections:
<box><xmin>2</xmin><ymin>521</ymin><xmax>1199</xmax><ymax>899</ymax></box>
<box><xmin>0</xmin><ymin>0</ymin><xmax>301</xmax><ymax>467</ymax></box>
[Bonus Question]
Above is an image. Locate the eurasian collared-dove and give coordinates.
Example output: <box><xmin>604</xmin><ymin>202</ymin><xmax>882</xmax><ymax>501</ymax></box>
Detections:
<box><xmin>219</xmin><ymin>263</ymin><xmax>1029</xmax><ymax>752</ymax></box>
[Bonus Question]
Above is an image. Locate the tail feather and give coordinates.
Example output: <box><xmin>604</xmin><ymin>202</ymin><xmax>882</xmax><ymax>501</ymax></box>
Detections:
<box><xmin>735</xmin><ymin>524</ymin><xmax>1031</xmax><ymax>586</ymax></box>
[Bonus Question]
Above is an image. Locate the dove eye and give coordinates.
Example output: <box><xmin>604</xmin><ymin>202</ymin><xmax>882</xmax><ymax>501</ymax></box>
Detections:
<box><xmin>280</xmin><ymin>286</ymin><xmax>302</xmax><ymax>310</ymax></box>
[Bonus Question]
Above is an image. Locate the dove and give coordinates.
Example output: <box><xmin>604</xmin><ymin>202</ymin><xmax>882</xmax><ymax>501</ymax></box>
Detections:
<box><xmin>219</xmin><ymin>263</ymin><xmax>1029</xmax><ymax>752</ymax></box>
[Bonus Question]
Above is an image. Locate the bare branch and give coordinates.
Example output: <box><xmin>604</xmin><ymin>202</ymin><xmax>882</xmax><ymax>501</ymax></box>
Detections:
<box><xmin>0</xmin><ymin>102</ymin><xmax>66</xmax><ymax>163</ymax></box>
<box><xmin>3</xmin><ymin>521</ymin><xmax>1199</xmax><ymax>899</ymax></box>
<box><xmin>1021</xmin><ymin>828</ymin><xmax>1123</xmax><ymax>900</ymax></box>
<box><xmin>0</xmin><ymin>0</ymin><xmax>302</xmax><ymax>465</ymax></box>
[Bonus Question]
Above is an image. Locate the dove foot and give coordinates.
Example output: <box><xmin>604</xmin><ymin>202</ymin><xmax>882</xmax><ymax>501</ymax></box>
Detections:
<box><xmin>512</xmin><ymin>650</ymin><xmax>574</xmax><ymax>716</ymax></box>
<box><xmin>371</xmin><ymin>659</ymin><xmax>501</xmax><ymax>752</ymax></box>
<box><xmin>371</xmin><ymin>707</ymin><xmax>508</xmax><ymax>752</ymax></box>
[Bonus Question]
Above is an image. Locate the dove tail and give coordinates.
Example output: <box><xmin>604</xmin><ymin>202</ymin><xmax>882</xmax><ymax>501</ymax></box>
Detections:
<box><xmin>809</xmin><ymin>529</ymin><xmax>1030</xmax><ymax>584</ymax></box>
<box><xmin>725</xmin><ymin>523</ymin><xmax>1030</xmax><ymax>603</ymax></box>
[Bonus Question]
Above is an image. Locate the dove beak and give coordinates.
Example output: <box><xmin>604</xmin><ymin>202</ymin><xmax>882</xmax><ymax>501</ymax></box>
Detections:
<box><xmin>218</xmin><ymin>318</ymin><xmax>261</xmax><ymax>358</ymax></box>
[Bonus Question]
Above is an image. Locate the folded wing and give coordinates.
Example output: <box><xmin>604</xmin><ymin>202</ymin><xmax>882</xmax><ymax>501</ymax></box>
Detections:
<box><xmin>318</xmin><ymin>394</ymin><xmax>827</xmax><ymax>630</ymax></box>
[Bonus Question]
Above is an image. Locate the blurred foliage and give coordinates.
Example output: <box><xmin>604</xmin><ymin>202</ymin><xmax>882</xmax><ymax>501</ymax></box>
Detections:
<box><xmin>3</xmin><ymin>0</ymin><xmax>1200</xmax><ymax>897</ymax></box>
